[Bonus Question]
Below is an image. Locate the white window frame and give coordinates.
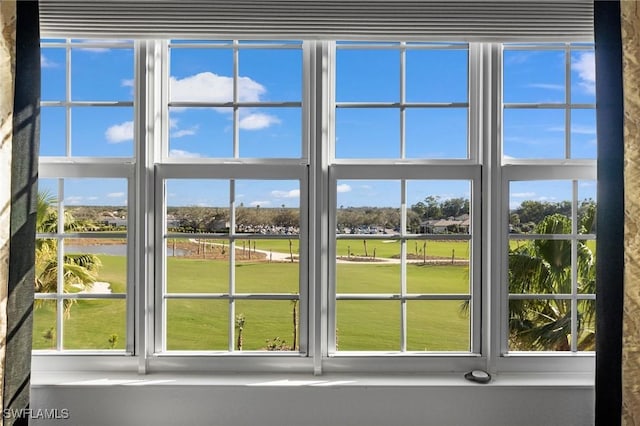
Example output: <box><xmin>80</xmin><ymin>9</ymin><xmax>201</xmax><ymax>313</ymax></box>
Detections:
<box><xmin>33</xmin><ymin>38</ymin><xmax>597</xmax><ymax>375</ymax></box>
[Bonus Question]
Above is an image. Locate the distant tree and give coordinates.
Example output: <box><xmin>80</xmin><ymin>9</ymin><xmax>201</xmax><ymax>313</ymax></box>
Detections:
<box><xmin>441</xmin><ymin>197</ymin><xmax>469</xmax><ymax>218</ymax></box>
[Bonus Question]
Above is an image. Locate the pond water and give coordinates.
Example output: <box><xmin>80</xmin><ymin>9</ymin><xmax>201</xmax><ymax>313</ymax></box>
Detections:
<box><xmin>66</xmin><ymin>244</ymin><xmax>186</xmax><ymax>256</ymax></box>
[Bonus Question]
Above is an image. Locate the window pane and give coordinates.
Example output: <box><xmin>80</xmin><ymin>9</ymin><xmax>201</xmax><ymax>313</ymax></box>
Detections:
<box><xmin>503</xmin><ymin>109</ymin><xmax>565</xmax><ymax>159</ymax></box>
<box><xmin>406</xmin><ymin>108</ymin><xmax>468</xmax><ymax>159</ymax></box>
<box><xmin>571</xmin><ymin>108</ymin><xmax>597</xmax><ymax>159</ymax></box>
<box><xmin>509</xmin><ymin>180</ymin><xmax>572</xmax><ymax>233</ymax></box>
<box><xmin>166</xmin><ymin>241</ymin><xmax>229</xmax><ymax>293</ymax></box>
<box><xmin>165</xmin><ymin>179</ymin><xmax>230</xmax><ymax>222</ymax></box>
<box><xmin>71</xmin><ymin>47</ymin><xmax>134</xmax><ymax>101</ymax></box>
<box><xmin>41</xmin><ymin>47</ymin><xmax>66</xmax><ymax>101</ymax></box>
<box><xmin>72</xmin><ymin>107</ymin><xmax>134</xmax><ymax>157</ymax></box>
<box><xmin>336</xmin><ymin>301</ymin><xmax>400</xmax><ymax>351</ymax></box>
<box><xmin>64</xmin><ymin>237</ymin><xmax>128</xmax><ymax>293</ymax></box>
<box><xmin>406</xmin><ymin>301</ymin><xmax>470</xmax><ymax>351</ymax></box>
<box><xmin>337</xmin><ymin>262</ymin><xmax>400</xmax><ymax>294</ymax></box>
<box><xmin>571</xmin><ymin>50</ymin><xmax>596</xmax><ymax>104</ymax></box>
<box><xmin>336</xmin><ymin>49</ymin><xmax>399</xmax><ymax>102</ymax></box>
<box><xmin>406</xmin><ymin>242</ymin><xmax>470</xmax><ymax>294</ymax></box>
<box><xmin>238</xmin><ymin>48</ymin><xmax>302</xmax><ymax>101</ymax></box>
<box><xmin>169</xmin><ymin>107</ymin><xmax>233</xmax><ymax>158</ymax></box>
<box><xmin>509</xmin><ymin>239</ymin><xmax>572</xmax><ymax>294</ymax></box>
<box><xmin>41</xmin><ymin>107</ymin><xmax>66</xmax><ymax>156</ymax></box>
<box><xmin>577</xmin><ymin>300</ymin><xmax>596</xmax><ymax>350</ymax></box>
<box><xmin>169</xmin><ymin>48</ymin><xmax>233</xmax><ymax>102</ymax></box>
<box><xmin>407</xmin><ymin>180</ymin><xmax>471</xmax><ymax>235</ymax></box>
<box><xmin>234</xmin><ymin>300</ymin><xmax>299</xmax><ymax>351</ymax></box>
<box><xmin>406</xmin><ymin>49</ymin><xmax>468</xmax><ymax>103</ymax></box>
<box><xmin>235</xmin><ymin>239</ymin><xmax>299</xmax><ymax>293</ymax></box>
<box><xmin>508</xmin><ymin>298</ymin><xmax>572</xmax><ymax>351</ymax></box>
<box><xmin>33</xmin><ymin>300</ymin><xmax>57</xmax><ymax>350</ymax></box>
<box><xmin>238</xmin><ymin>107</ymin><xmax>301</xmax><ymax>158</ymax></box>
<box><xmin>234</xmin><ymin>179</ymin><xmax>300</xmax><ymax>230</ymax></box>
<box><xmin>166</xmin><ymin>300</ymin><xmax>228</xmax><ymax>350</ymax></box>
<box><xmin>335</xmin><ymin>108</ymin><xmax>400</xmax><ymax>159</ymax></box>
<box><xmin>64</xmin><ymin>178</ymin><xmax>128</xmax><ymax>231</ymax></box>
<box><xmin>578</xmin><ymin>180</ymin><xmax>597</xmax><ymax>235</ymax></box>
<box><xmin>503</xmin><ymin>49</ymin><xmax>565</xmax><ymax>104</ymax></box>
<box><xmin>63</xmin><ymin>300</ymin><xmax>126</xmax><ymax>349</ymax></box>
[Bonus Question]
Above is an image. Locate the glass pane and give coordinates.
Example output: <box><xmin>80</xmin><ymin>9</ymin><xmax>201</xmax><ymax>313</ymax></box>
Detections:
<box><xmin>509</xmin><ymin>239</ymin><xmax>572</xmax><ymax>294</ymax></box>
<box><xmin>238</xmin><ymin>107</ymin><xmax>301</xmax><ymax>158</ymax></box>
<box><xmin>406</xmin><ymin>241</ymin><xmax>470</xmax><ymax>294</ymax></box>
<box><xmin>234</xmin><ymin>300</ymin><xmax>299</xmax><ymax>351</ymax></box>
<box><xmin>571</xmin><ymin>50</ymin><xmax>596</xmax><ymax>104</ymax></box>
<box><xmin>40</xmin><ymin>107</ymin><xmax>66</xmax><ymax>156</ymax></box>
<box><xmin>64</xmin><ymin>237</ymin><xmax>127</xmax><ymax>293</ymax></box>
<box><xmin>406</xmin><ymin>49</ymin><xmax>468</xmax><ymax>103</ymax></box>
<box><xmin>165</xmin><ymin>179</ymin><xmax>230</xmax><ymax>226</ymax></box>
<box><xmin>407</xmin><ymin>180</ymin><xmax>471</xmax><ymax>235</ymax></box>
<box><xmin>406</xmin><ymin>301</ymin><xmax>470</xmax><ymax>351</ymax></box>
<box><xmin>571</xmin><ymin>108</ymin><xmax>597</xmax><ymax>159</ymax></box>
<box><xmin>509</xmin><ymin>180</ymin><xmax>572</xmax><ymax>233</ymax></box>
<box><xmin>336</xmin><ymin>49</ymin><xmax>399</xmax><ymax>102</ymax></box>
<box><xmin>335</xmin><ymin>108</ymin><xmax>400</xmax><ymax>159</ymax></box>
<box><xmin>166</xmin><ymin>240</ymin><xmax>229</xmax><ymax>293</ymax></box>
<box><xmin>235</xmin><ymin>239</ymin><xmax>299</xmax><ymax>293</ymax></box>
<box><xmin>71</xmin><ymin>47</ymin><xmax>134</xmax><ymax>101</ymax></box>
<box><xmin>336</xmin><ymin>301</ymin><xmax>400</xmax><ymax>351</ymax></box>
<box><xmin>63</xmin><ymin>300</ymin><xmax>126</xmax><ymax>349</ymax></box>
<box><xmin>508</xmin><ymin>298</ymin><xmax>572</xmax><ymax>351</ymax></box>
<box><xmin>33</xmin><ymin>300</ymin><xmax>57</xmax><ymax>350</ymax></box>
<box><xmin>41</xmin><ymin>47</ymin><xmax>66</xmax><ymax>101</ymax></box>
<box><xmin>166</xmin><ymin>299</ymin><xmax>228</xmax><ymax>350</ymax></box>
<box><xmin>169</xmin><ymin>107</ymin><xmax>233</xmax><ymax>158</ymax></box>
<box><xmin>503</xmin><ymin>49</ymin><xmax>565</xmax><ymax>104</ymax></box>
<box><xmin>578</xmin><ymin>180</ymin><xmax>597</xmax><ymax>235</ymax></box>
<box><xmin>238</xmin><ymin>48</ymin><xmax>302</xmax><ymax>101</ymax></box>
<box><xmin>577</xmin><ymin>300</ymin><xmax>596</xmax><ymax>350</ymax></box>
<box><xmin>405</xmin><ymin>108</ymin><xmax>468</xmax><ymax>159</ymax></box>
<box><xmin>63</xmin><ymin>178</ymin><xmax>128</xmax><ymax>231</ymax></box>
<box><xmin>503</xmin><ymin>109</ymin><xmax>565</xmax><ymax>159</ymax></box>
<box><xmin>337</xmin><ymin>262</ymin><xmax>400</xmax><ymax>294</ymax></box>
<box><xmin>71</xmin><ymin>107</ymin><xmax>134</xmax><ymax>157</ymax></box>
<box><xmin>234</xmin><ymin>179</ymin><xmax>300</xmax><ymax>232</ymax></box>
<box><xmin>169</xmin><ymin>48</ymin><xmax>233</xmax><ymax>102</ymax></box>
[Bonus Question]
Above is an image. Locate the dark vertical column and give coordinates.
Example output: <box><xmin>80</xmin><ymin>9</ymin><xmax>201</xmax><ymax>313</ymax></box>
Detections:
<box><xmin>594</xmin><ymin>1</ymin><xmax>624</xmax><ymax>425</ymax></box>
<box><xmin>6</xmin><ymin>1</ymin><xmax>39</xmax><ymax>424</ymax></box>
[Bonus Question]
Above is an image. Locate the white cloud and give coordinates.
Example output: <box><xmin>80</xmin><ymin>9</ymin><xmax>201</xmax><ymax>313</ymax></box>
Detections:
<box><xmin>336</xmin><ymin>184</ymin><xmax>352</xmax><ymax>193</ymax></box>
<box><xmin>512</xmin><ymin>192</ymin><xmax>536</xmax><ymax>198</ymax></box>
<box><xmin>171</xmin><ymin>126</ymin><xmax>199</xmax><ymax>138</ymax></box>
<box><xmin>271</xmin><ymin>189</ymin><xmax>300</xmax><ymax>199</ymax></box>
<box><xmin>170</xmin><ymin>72</ymin><xmax>265</xmax><ymax>103</ymax></box>
<box><xmin>572</xmin><ymin>52</ymin><xmax>596</xmax><ymax>95</ymax></box>
<box><xmin>105</xmin><ymin>121</ymin><xmax>134</xmax><ymax>143</ymax></box>
<box><xmin>169</xmin><ymin>118</ymin><xmax>179</xmax><ymax>129</ymax></box>
<box><xmin>121</xmin><ymin>79</ymin><xmax>134</xmax><ymax>88</ymax></box>
<box><xmin>239</xmin><ymin>113</ymin><xmax>280</xmax><ymax>130</ymax></box>
<box><xmin>249</xmin><ymin>200</ymin><xmax>271</xmax><ymax>207</ymax></box>
<box><xmin>65</xmin><ymin>196</ymin><xmax>84</xmax><ymax>205</ymax></box>
<box><xmin>528</xmin><ymin>83</ymin><xmax>564</xmax><ymax>91</ymax></box>
<box><xmin>41</xmin><ymin>55</ymin><xmax>58</xmax><ymax>68</ymax></box>
<box><xmin>107</xmin><ymin>192</ymin><xmax>125</xmax><ymax>198</ymax></box>
<box><xmin>571</xmin><ymin>125</ymin><xmax>597</xmax><ymax>135</ymax></box>
<box><xmin>77</xmin><ymin>47</ymin><xmax>110</xmax><ymax>53</ymax></box>
<box><xmin>169</xmin><ymin>149</ymin><xmax>202</xmax><ymax>158</ymax></box>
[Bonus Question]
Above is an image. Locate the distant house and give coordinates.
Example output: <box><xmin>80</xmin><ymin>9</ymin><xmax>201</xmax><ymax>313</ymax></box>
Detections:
<box><xmin>420</xmin><ymin>215</ymin><xmax>470</xmax><ymax>234</ymax></box>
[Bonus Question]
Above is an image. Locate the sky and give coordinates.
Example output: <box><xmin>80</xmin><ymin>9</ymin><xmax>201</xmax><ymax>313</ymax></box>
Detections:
<box><xmin>39</xmin><ymin>40</ymin><xmax>597</xmax><ymax>210</ymax></box>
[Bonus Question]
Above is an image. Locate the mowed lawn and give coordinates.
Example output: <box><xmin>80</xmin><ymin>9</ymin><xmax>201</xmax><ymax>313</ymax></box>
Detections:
<box><xmin>33</xmin><ymin>246</ymin><xmax>471</xmax><ymax>351</ymax></box>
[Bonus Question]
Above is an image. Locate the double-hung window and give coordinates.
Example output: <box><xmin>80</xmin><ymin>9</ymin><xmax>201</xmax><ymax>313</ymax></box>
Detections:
<box><xmin>35</xmin><ymin>35</ymin><xmax>597</xmax><ymax>374</ymax></box>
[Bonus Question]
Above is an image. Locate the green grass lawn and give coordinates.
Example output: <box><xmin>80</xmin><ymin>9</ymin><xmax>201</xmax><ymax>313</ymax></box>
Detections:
<box><xmin>31</xmin><ymin>242</ymin><xmax>474</xmax><ymax>352</ymax></box>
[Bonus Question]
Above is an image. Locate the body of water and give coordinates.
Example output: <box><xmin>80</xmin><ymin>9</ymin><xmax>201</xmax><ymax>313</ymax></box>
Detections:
<box><xmin>66</xmin><ymin>244</ymin><xmax>186</xmax><ymax>256</ymax></box>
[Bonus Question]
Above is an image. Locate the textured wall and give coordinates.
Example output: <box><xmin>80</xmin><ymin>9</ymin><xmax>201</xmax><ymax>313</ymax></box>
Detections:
<box><xmin>622</xmin><ymin>0</ymin><xmax>640</xmax><ymax>424</ymax></box>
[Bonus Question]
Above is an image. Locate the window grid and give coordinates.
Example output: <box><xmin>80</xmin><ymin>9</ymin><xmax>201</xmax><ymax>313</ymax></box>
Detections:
<box><xmin>502</xmin><ymin>43</ymin><xmax>597</xmax><ymax>355</ymax></box>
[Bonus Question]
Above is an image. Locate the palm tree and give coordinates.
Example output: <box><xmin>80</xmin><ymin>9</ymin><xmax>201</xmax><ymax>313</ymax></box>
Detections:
<box><xmin>508</xmin><ymin>206</ymin><xmax>596</xmax><ymax>351</ymax></box>
<box><xmin>35</xmin><ymin>191</ymin><xmax>102</xmax><ymax>317</ymax></box>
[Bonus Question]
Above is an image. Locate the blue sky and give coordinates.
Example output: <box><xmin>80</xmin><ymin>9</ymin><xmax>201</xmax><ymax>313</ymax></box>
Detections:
<box><xmin>39</xmin><ymin>41</ymin><xmax>597</xmax><ymax>209</ymax></box>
